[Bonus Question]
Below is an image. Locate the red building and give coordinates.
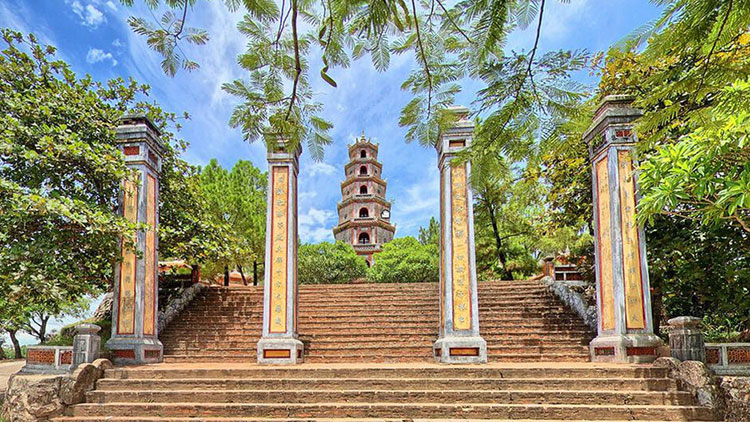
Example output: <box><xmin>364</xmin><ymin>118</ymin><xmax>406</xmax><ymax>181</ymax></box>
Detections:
<box><xmin>332</xmin><ymin>134</ymin><xmax>396</xmax><ymax>266</ymax></box>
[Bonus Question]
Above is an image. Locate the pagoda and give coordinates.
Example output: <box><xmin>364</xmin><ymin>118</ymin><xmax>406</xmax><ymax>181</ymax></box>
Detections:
<box><xmin>333</xmin><ymin>133</ymin><xmax>396</xmax><ymax>266</ymax></box>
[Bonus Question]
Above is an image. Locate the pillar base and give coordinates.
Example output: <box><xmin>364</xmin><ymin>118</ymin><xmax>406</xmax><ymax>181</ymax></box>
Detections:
<box><xmin>434</xmin><ymin>336</ymin><xmax>487</xmax><ymax>364</ymax></box>
<box><xmin>589</xmin><ymin>334</ymin><xmax>662</xmax><ymax>363</ymax></box>
<box><xmin>105</xmin><ymin>337</ymin><xmax>163</xmax><ymax>365</ymax></box>
<box><xmin>257</xmin><ymin>337</ymin><xmax>304</xmax><ymax>365</ymax></box>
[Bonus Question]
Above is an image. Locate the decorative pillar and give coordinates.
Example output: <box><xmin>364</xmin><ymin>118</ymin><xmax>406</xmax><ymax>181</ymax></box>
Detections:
<box><xmin>257</xmin><ymin>140</ymin><xmax>304</xmax><ymax>364</ymax></box>
<box><xmin>106</xmin><ymin>115</ymin><xmax>165</xmax><ymax>365</ymax></box>
<box><xmin>72</xmin><ymin>324</ymin><xmax>101</xmax><ymax>369</ymax></box>
<box><xmin>583</xmin><ymin>95</ymin><xmax>661</xmax><ymax>363</ymax></box>
<box><xmin>668</xmin><ymin>316</ymin><xmax>705</xmax><ymax>362</ymax></box>
<box><xmin>433</xmin><ymin>106</ymin><xmax>487</xmax><ymax>364</ymax></box>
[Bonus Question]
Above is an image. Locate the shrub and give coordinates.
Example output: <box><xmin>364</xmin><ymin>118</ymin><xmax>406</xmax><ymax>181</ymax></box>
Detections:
<box><xmin>299</xmin><ymin>241</ymin><xmax>368</xmax><ymax>284</ymax></box>
<box><xmin>368</xmin><ymin>237</ymin><xmax>439</xmax><ymax>284</ymax></box>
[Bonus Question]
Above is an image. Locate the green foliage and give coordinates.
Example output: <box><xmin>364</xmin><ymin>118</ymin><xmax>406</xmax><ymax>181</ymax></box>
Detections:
<box><xmin>197</xmin><ymin>159</ymin><xmax>267</xmax><ymax>278</ymax></box>
<box><xmin>368</xmin><ymin>237</ymin><xmax>438</xmax><ymax>283</ymax></box>
<box><xmin>299</xmin><ymin>241</ymin><xmax>367</xmax><ymax>284</ymax></box>
<box><xmin>1</xmin><ymin>345</ymin><xmax>26</xmax><ymax>360</ymax></box>
<box><xmin>595</xmin><ymin>1</ymin><xmax>750</xmax><ymax>231</ymax></box>
<box><xmin>646</xmin><ymin>215</ymin><xmax>749</xmax><ymax>335</ymax></box>
<box><xmin>122</xmin><ymin>0</ymin><xmax>585</xmax><ymax>152</ymax></box>
<box><xmin>45</xmin><ymin>317</ymin><xmax>112</xmax><ymax>347</ymax></box>
<box><xmin>637</xmin><ymin>82</ymin><xmax>750</xmax><ymax>230</ymax></box>
<box><xmin>418</xmin><ymin>217</ymin><xmax>439</xmax><ymax>247</ymax></box>
<box><xmin>0</xmin><ymin>30</ymin><xmax>138</xmax><ymax>333</ymax></box>
<box><xmin>0</xmin><ymin>30</ymin><xmax>235</xmax><ymax>343</ymax></box>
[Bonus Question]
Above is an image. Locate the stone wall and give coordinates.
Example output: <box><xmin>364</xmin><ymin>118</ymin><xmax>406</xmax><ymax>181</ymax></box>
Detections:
<box><xmin>1</xmin><ymin>359</ymin><xmax>112</xmax><ymax>422</ymax></box>
<box><xmin>718</xmin><ymin>376</ymin><xmax>750</xmax><ymax>422</ymax></box>
<box><xmin>654</xmin><ymin>357</ymin><xmax>750</xmax><ymax>421</ymax></box>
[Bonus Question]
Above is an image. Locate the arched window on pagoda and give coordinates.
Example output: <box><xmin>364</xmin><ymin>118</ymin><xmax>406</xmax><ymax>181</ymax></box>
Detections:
<box><xmin>359</xmin><ymin>232</ymin><xmax>370</xmax><ymax>244</ymax></box>
<box><xmin>359</xmin><ymin>185</ymin><xmax>368</xmax><ymax>195</ymax></box>
<box><xmin>360</xmin><ymin>150</ymin><xmax>367</xmax><ymax>158</ymax></box>
<box><xmin>359</xmin><ymin>165</ymin><xmax>367</xmax><ymax>175</ymax></box>
<box><xmin>359</xmin><ymin>208</ymin><xmax>369</xmax><ymax>218</ymax></box>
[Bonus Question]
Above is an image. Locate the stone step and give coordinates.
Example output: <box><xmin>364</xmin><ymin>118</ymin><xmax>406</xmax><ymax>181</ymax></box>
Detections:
<box><xmin>65</xmin><ymin>402</ymin><xmax>715</xmax><ymax>420</ymax></box>
<box><xmin>161</xmin><ymin>325</ymin><xmax>591</xmax><ymax>336</ymax></box>
<box><xmin>170</xmin><ymin>309</ymin><xmax>581</xmax><ymax>324</ymax></box>
<box><xmin>161</xmin><ymin>345</ymin><xmax>589</xmax><ymax>357</ymax></box>
<box><xmin>174</xmin><ymin>307</ymin><xmax>577</xmax><ymax>316</ymax></box>
<box><xmin>84</xmin><ymin>389</ymin><xmax>694</xmax><ymax>406</ymax></box>
<box><xmin>163</xmin><ymin>337</ymin><xmax>591</xmax><ymax>348</ymax></box>
<box><xmin>161</xmin><ymin>354</ymin><xmax>591</xmax><ymax>363</ymax></box>
<box><xmin>188</xmin><ymin>293</ymin><xmax>555</xmax><ymax>302</ymax></box>
<box><xmin>161</xmin><ymin>331</ymin><xmax>592</xmax><ymax>341</ymax></box>
<box><xmin>53</xmin><ymin>418</ymin><xmax>718</xmax><ymax>422</ymax></box>
<box><xmin>183</xmin><ymin>302</ymin><xmax>564</xmax><ymax>311</ymax></box>
<box><xmin>95</xmin><ymin>377</ymin><xmax>677</xmax><ymax>392</ymax></box>
<box><xmin>104</xmin><ymin>366</ymin><xmax>669</xmax><ymax>380</ymax></box>
<box><xmin>166</xmin><ymin>316</ymin><xmax>585</xmax><ymax>325</ymax></box>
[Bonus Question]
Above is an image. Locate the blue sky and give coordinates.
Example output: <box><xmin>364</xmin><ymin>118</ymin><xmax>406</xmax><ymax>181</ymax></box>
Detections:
<box><xmin>0</xmin><ymin>0</ymin><xmax>662</xmax><ymax>344</ymax></box>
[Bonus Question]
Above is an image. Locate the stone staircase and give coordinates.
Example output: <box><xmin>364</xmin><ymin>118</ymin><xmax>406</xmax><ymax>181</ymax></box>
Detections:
<box><xmin>53</xmin><ymin>280</ymin><xmax>718</xmax><ymax>421</ymax></box>
<box><xmin>158</xmin><ymin>279</ymin><xmax>593</xmax><ymax>363</ymax></box>
<box><xmin>54</xmin><ymin>363</ymin><xmax>717</xmax><ymax>421</ymax></box>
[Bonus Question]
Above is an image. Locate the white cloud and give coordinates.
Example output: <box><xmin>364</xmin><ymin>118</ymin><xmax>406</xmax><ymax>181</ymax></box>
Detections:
<box><xmin>308</xmin><ymin>161</ymin><xmax>337</xmax><ymax>176</ymax></box>
<box><xmin>70</xmin><ymin>1</ymin><xmax>106</xmax><ymax>28</ymax></box>
<box><xmin>105</xmin><ymin>1</ymin><xmax>118</xmax><ymax>12</ymax></box>
<box><xmin>299</xmin><ymin>208</ymin><xmax>336</xmax><ymax>243</ymax></box>
<box><xmin>86</xmin><ymin>48</ymin><xmax>117</xmax><ymax>66</ymax></box>
<box><xmin>112</xmin><ymin>38</ymin><xmax>123</xmax><ymax>48</ymax></box>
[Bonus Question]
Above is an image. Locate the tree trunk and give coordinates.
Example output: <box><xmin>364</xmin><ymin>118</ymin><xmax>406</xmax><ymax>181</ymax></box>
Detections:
<box><xmin>651</xmin><ymin>284</ymin><xmax>663</xmax><ymax>337</ymax></box>
<box><xmin>8</xmin><ymin>329</ymin><xmax>22</xmax><ymax>359</ymax></box>
<box><xmin>253</xmin><ymin>261</ymin><xmax>258</xmax><ymax>286</ymax></box>
<box><xmin>38</xmin><ymin>315</ymin><xmax>49</xmax><ymax>343</ymax></box>
<box><xmin>238</xmin><ymin>265</ymin><xmax>247</xmax><ymax>286</ymax></box>
<box><xmin>224</xmin><ymin>265</ymin><xmax>230</xmax><ymax>287</ymax></box>
<box><xmin>487</xmin><ymin>203</ymin><xmax>513</xmax><ymax>280</ymax></box>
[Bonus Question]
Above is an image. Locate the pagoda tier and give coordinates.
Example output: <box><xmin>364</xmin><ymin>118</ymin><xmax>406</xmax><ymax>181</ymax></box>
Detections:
<box><xmin>332</xmin><ymin>133</ymin><xmax>395</xmax><ymax>266</ymax></box>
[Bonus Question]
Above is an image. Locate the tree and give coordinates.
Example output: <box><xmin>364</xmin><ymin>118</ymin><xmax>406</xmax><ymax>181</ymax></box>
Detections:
<box><xmin>0</xmin><ymin>30</ymin><xmax>138</xmax><ymax>339</ymax></box>
<box><xmin>418</xmin><ymin>217</ymin><xmax>439</xmax><ymax>247</ymax></box>
<box><xmin>299</xmin><ymin>241</ymin><xmax>368</xmax><ymax>284</ymax></box>
<box><xmin>197</xmin><ymin>159</ymin><xmax>267</xmax><ymax>280</ymax></box>
<box><xmin>368</xmin><ymin>237</ymin><xmax>438</xmax><ymax>283</ymax></box>
<box><xmin>595</xmin><ymin>1</ymin><xmax>750</xmax><ymax>231</ymax></box>
<box><xmin>121</xmin><ymin>0</ymin><xmax>588</xmax><ymax>156</ymax></box>
<box><xmin>0</xmin><ymin>30</ymin><xmax>232</xmax><ymax>349</ymax></box>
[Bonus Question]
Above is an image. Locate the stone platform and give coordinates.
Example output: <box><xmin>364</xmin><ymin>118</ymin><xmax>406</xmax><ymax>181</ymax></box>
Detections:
<box><xmin>159</xmin><ymin>279</ymin><xmax>594</xmax><ymax>363</ymax></box>
<box><xmin>52</xmin><ymin>362</ymin><xmax>717</xmax><ymax>421</ymax></box>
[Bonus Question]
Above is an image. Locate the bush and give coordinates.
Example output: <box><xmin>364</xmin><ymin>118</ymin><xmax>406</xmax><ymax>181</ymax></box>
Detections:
<box><xmin>368</xmin><ymin>237</ymin><xmax>439</xmax><ymax>284</ymax></box>
<box><xmin>299</xmin><ymin>241</ymin><xmax>368</xmax><ymax>284</ymax></box>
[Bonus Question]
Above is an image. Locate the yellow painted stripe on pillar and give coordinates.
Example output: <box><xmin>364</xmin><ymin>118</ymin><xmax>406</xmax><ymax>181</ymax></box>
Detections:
<box><xmin>618</xmin><ymin>150</ymin><xmax>646</xmax><ymax>330</ymax></box>
<box><xmin>270</xmin><ymin>166</ymin><xmax>289</xmax><ymax>333</ymax></box>
<box><xmin>596</xmin><ymin>157</ymin><xmax>616</xmax><ymax>331</ymax></box>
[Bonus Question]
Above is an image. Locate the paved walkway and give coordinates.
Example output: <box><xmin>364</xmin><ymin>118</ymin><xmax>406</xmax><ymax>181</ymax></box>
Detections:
<box><xmin>0</xmin><ymin>360</ymin><xmax>24</xmax><ymax>391</ymax></box>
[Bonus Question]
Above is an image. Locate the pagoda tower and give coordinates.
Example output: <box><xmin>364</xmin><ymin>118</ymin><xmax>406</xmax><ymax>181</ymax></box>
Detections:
<box><xmin>333</xmin><ymin>133</ymin><xmax>396</xmax><ymax>266</ymax></box>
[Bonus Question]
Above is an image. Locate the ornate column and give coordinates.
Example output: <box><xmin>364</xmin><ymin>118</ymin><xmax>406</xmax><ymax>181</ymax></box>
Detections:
<box><xmin>106</xmin><ymin>115</ymin><xmax>165</xmax><ymax>365</ymax></box>
<box><xmin>433</xmin><ymin>106</ymin><xmax>487</xmax><ymax>364</ymax></box>
<box><xmin>257</xmin><ymin>141</ymin><xmax>304</xmax><ymax>364</ymax></box>
<box><xmin>583</xmin><ymin>95</ymin><xmax>661</xmax><ymax>363</ymax></box>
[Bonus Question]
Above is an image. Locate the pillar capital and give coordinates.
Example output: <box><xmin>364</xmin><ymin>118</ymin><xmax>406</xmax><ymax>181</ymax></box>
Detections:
<box><xmin>437</xmin><ymin>106</ymin><xmax>474</xmax><ymax>170</ymax></box>
<box><xmin>116</xmin><ymin>115</ymin><xmax>166</xmax><ymax>174</ymax></box>
<box><xmin>106</xmin><ymin>116</ymin><xmax>164</xmax><ymax>365</ymax></box>
<box><xmin>267</xmin><ymin>139</ymin><xmax>302</xmax><ymax>169</ymax></box>
<box><xmin>434</xmin><ymin>105</ymin><xmax>486</xmax><ymax>364</ymax></box>
<box><xmin>583</xmin><ymin>95</ymin><xmax>643</xmax><ymax>159</ymax></box>
<box><xmin>586</xmin><ymin>96</ymin><xmax>660</xmax><ymax>363</ymax></box>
